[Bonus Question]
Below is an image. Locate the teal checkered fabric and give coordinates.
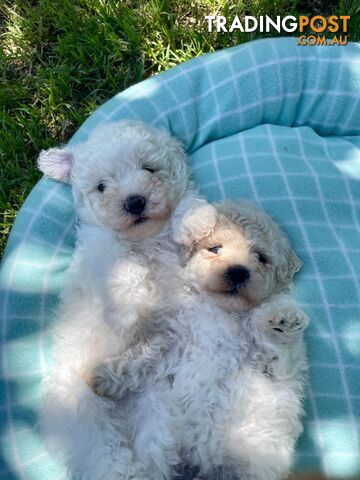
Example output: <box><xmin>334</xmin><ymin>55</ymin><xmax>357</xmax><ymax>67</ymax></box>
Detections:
<box><xmin>1</xmin><ymin>37</ymin><xmax>360</xmax><ymax>479</ymax></box>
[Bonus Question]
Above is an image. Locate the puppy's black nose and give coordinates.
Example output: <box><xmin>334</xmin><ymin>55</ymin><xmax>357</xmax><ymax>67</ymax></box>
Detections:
<box><xmin>124</xmin><ymin>195</ymin><xmax>146</xmax><ymax>215</ymax></box>
<box><xmin>225</xmin><ymin>266</ymin><xmax>250</xmax><ymax>288</ymax></box>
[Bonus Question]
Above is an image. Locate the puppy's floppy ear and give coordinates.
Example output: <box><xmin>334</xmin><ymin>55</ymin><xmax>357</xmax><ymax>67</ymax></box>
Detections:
<box><xmin>37</xmin><ymin>148</ymin><xmax>74</xmax><ymax>183</ymax></box>
<box><xmin>278</xmin><ymin>248</ymin><xmax>302</xmax><ymax>284</ymax></box>
<box><xmin>171</xmin><ymin>197</ymin><xmax>218</xmax><ymax>247</ymax></box>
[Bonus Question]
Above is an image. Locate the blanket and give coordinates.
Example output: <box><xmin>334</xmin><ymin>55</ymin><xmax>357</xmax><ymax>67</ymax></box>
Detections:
<box><xmin>0</xmin><ymin>37</ymin><xmax>359</xmax><ymax>479</ymax></box>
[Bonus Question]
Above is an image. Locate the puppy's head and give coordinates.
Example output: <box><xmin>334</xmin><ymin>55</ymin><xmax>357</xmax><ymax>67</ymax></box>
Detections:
<box><xmin>173</xmin><ymin>199</ymin><xmax>301</xmax><ymax>313</ymax></box>
<box><xmin>38</xmin><ymin>121</ymin><xmax>189</xmax><ymax>239</ymax></box>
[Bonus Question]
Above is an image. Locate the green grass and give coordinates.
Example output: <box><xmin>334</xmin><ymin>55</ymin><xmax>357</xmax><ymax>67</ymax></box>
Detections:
<box><xmin>1</xmin><ymin>0</ymin><xmax>359</xmax><ymax>256</ymax></box>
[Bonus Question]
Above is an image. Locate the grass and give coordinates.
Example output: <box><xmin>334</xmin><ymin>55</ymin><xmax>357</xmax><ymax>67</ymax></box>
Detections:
<box><xmin>0</xmin><ymin>0</ymin><xmax>359</xmax><ymax>256</ymax></box>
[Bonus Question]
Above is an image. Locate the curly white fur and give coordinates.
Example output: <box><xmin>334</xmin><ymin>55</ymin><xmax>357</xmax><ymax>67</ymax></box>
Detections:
<box><xmin>92</xmin><ymin>199</ymin><xmax>309</xmax><ymax>480</ymax></box>
<box><xmin>38</xmin><ymin>120</ymin><xmax>196</xmax><ymax>480</ymax></box>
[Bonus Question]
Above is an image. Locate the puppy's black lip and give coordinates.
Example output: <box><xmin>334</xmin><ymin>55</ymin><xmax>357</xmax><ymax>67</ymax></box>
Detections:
<box><xmin>227</xmin><ymin>286</ymin><xmax>240</xmax><ymax>296</ymax></box>
<box><xmin>226</xmin><ymin>281</ymin><xmax>250</xmax><ymax>295</ymax></box>
<box><xmin>133</xmin><ymin>217</ymin><xmax>148</xmax><ymax>225</ymax></box>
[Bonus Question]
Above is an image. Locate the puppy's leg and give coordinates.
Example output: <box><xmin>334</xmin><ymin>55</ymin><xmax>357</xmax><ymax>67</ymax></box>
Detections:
<box><xmin>251</xmin><ymin>294</ymin><xmax>308</xmax><ymax>381</ymax></box>
<box><xmin>131</xmin><ymin>386</ymin><xmax>181</xmax><ymax>480</ymax></box>
<box><xmin>171</xmin><ymin>197</ymin><xmax>218</xmax><ymax>247</ymax></box>
<box><xmin>91</xmin><ymin>330</ymin><xmax>175</xmax><ymax>399</ymax></box>
<box><xmin>267</xmin><ymin>309</ymin><xmax>308</xmax><ymax>341</ymax></box>
<box><xmin>253</xmin><ymin>294</ymin><xmax>308</xmax><ymax>344</ymax></box>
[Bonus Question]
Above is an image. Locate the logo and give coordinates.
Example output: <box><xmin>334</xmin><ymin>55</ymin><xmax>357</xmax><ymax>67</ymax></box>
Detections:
<box><xmin>205</xmin><ymin>15</ymin><xmax>350</xmax><ymax>46</ymax></box>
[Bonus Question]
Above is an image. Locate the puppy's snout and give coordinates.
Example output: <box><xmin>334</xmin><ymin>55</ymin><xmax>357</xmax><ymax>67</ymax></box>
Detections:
<box><xmin>124</xmin><ymin>195</ymin><xmax>146</xmax><ymax>215</ymax></box>
<box><xmin>225</xmin><ymin>266</ymin><xmax>250</xmax><ymax>288</ymax></box>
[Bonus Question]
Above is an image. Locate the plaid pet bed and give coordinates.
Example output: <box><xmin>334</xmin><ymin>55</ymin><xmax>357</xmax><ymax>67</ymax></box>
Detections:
<box><xmin>0</xmin><ymin>37</ymin><xmax>359</xmax><ymax>479</ymax></box>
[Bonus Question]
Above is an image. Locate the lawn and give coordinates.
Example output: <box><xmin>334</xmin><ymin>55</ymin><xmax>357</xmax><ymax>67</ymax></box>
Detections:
<box><xmin>1</xmin><ymin>0</ymin><xmax>359</xmax><ymax>256</ymax></box>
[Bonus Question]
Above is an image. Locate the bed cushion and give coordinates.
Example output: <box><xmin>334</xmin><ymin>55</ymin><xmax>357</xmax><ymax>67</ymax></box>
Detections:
<box><xmin>0</xmin><ymin>37</ymin><xmax>359</xmax><ymax>479</ymax></box>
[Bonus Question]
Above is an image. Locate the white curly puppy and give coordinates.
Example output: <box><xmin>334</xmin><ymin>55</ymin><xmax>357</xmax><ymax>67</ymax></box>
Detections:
<box><xmin>37</xmin><ymin>120</ymin><xmax>193</xmax><ymax>480</ymax></box>
<box><xmin>93</xmin><ymin>199</ymin><xmax>309</xmax><ymax>480</ymax></box>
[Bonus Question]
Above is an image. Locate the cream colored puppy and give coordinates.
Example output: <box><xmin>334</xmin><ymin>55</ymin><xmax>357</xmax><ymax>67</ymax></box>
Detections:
<box><xmin>92</xmin><ymin>199</ymin><xmax>309</xmax><ymax>480</ymax></box>
<box><xmin>37</xmin><ymin>120</ymin><xmax>194</xmax><ymax>480</ymax></box>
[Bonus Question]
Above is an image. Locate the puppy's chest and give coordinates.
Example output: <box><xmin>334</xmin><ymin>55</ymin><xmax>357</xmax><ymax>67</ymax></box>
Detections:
<box><xmin>120</xmin><ymin>241</ymin><xmax>180</xmax><ymax>278</ymax></box>
<box><xmin>132</xmin><ymin>242</ymin><xmax>179</xmax><ymax>272</ymax></box>
<box><xmin>186</xmin><ymin>318</ymin><xmax>268</xmax><ymax>375</ymax></box>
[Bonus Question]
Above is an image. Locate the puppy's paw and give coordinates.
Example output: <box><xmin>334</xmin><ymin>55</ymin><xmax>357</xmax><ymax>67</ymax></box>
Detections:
<box><xmin>268</xmin><ymin>310</ymin><xmax>309</xmax><ymax>338</ymax></box>
<box><xmin>172</xmin><ymin>197</ymin><xmax>217</xmax><ymax>247</ymax></box>
<box><xmin>90</xmin><ymin>362</ymin><xmax>122</xmax><ymax>398</ymax></box>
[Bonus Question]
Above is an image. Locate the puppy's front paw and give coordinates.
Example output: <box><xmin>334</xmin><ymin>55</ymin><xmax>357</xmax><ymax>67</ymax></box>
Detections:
<box><xmin>268</xmin><ymin>310</ymin><xmax>309</xmax><ymax>338</ymax></box>
<box><xmin>90</xmin><ymin>362</ymin><xmax>122</xmax><ymax>398</ymax></box>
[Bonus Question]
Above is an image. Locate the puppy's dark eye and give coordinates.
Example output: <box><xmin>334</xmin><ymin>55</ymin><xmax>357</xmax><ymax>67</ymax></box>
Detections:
<box><xmin>208</xmin><ymin>245</ymin><xmax>222</xmax><ymax>254</ymax></box>
<box><xmin>97</xmin><ymin>182</ymin><xmax>106</xmax><ymax>192</ymax></box>
<box><xmin>256</xmin><ymin>252</ymin><xmax>268</xmax><ymax>264</ymax></box>
<box><xmin>143</xmin><ymin>166</ymin><xmax>155</xmax><ymax>174</ymax></box>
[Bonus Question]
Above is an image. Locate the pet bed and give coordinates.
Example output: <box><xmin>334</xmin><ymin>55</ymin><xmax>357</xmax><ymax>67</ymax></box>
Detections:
<box><xmin>0</xmin><ymin>37</ymin><xmax>359</xmax><ymax>479</ymax></box>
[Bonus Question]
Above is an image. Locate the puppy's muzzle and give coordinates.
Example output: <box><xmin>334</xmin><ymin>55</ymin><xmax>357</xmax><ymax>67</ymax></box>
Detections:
<box><xmin>225</xmin><ymin>265</ymin><xmax>250</xmax><ymax>292</ymax></box>
<box><xmin>124</xmin><ymin>195</ymin><xmax>146</xmax><ymax>215</ymax></box>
